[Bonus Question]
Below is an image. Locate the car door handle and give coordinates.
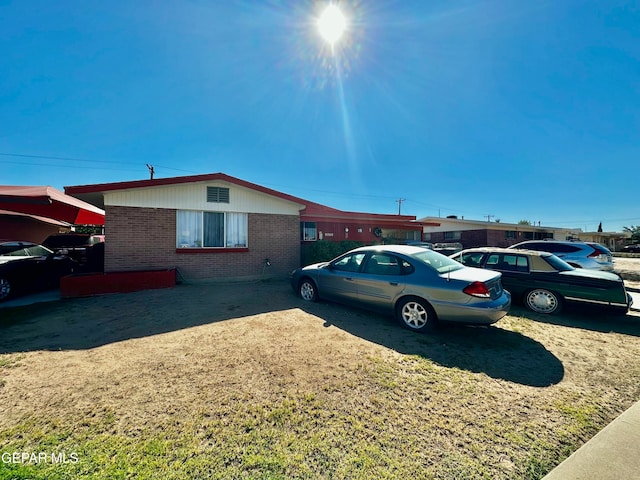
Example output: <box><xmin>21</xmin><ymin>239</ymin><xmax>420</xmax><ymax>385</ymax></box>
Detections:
<box><xmin>345</xmin><ymin>277</ymin><xmax>354</xmax><ymax>281</ymax></box>
<box><xmin>389</xmin><ymin>282</ymin><xmax>398</xmax><ymax>286</ymax></box>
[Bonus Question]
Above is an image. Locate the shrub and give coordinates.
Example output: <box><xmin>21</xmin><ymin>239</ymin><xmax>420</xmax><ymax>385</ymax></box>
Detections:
<box><xmin>303</xmin><ymin>240</ymin><xmax>365</xmax><ymax>265</ymax></box>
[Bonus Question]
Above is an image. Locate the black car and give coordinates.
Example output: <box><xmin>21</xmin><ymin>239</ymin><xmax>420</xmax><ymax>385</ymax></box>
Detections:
<box><xmin>623</xmin><ymin>244</ymin><xmax>640</xmax><ymax>253</ymax></box>
<box><xmin>0</xmin><ymin>241</ymin><xmax>77</xmax><ymax>302</ymax></box>
<box><xmin>42</xmin><ymin>233</ymin><xmax>105</xmax><ymax>272</ymax></box>
<box><xmin>451</xmin><ymin>247</ymin><xmax>632</xmax><ymax>315</ymax></box>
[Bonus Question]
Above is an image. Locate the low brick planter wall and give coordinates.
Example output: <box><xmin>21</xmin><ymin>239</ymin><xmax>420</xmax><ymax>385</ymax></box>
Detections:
<box><xmin>61</xmin><ymin>269</ymin><xmax>176</xmax><ymax>298</ymax></box>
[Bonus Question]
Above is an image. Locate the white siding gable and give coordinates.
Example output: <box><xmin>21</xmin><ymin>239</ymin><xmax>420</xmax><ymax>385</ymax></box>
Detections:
<box><xmin>104</xmin><ymin>181</ymin><xmax>304</xmax><ymax>215</ymax></box>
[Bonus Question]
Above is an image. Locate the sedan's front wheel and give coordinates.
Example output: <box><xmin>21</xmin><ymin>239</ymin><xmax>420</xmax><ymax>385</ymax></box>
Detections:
<box><xmin>396</xmin><ymin>297</ymin><xmax>437</xmax><ymax>332</ymax></box>
<box><xmin>525</xmin><ymin>289</ymin><xmax>562</xmax><ymax>315</ymax></box>
<box><xmin>0</xmin><ymin>277</ymin><xmax>12</xmax><ymax>302</ymax></box>
<box><xmin>298</xmin><ymin>278</ymin><xmax>318</xmax><ymax>302</ymax></box>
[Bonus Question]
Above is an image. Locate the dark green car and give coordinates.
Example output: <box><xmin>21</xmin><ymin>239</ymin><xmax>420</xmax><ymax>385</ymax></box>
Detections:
<box><xmin>450</xmin><ymin>247</ymin><xmax>632</xmax><ymax>315</ymax></box>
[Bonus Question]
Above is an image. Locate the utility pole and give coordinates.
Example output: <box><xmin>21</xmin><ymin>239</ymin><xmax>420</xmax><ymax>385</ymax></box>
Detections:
<box><xmin>396</xmin><ymin>198</ymin><xmax>405</xmax><ymax>215</ymax></box>
<box><xmin>146</xmin><ymin>164</ymin><xmax>155</xmax><ymax>180</ymax></box>
<box><xmin>485</xmin><ymin>214</ymin><xmax>494</xmax><ymax>222</ymax></box>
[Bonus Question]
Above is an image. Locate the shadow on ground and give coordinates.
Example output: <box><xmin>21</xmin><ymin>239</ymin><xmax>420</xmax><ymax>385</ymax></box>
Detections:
<box><xmin>509</xmin><ymin>304</ymin><xmax>640</xmax><ymax>337</ymax></box>
<box><xmin>0</xmin><ymin>280</ymin><xmax>563</xmax><ymax>387</ymax></box>
<box><xmin>308</xmin><ymin>302</ymin><xmax>564</xmax><ymax>387</ymax></box>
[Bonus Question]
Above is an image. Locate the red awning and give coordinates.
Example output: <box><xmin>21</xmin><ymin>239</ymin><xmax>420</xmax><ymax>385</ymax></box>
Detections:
<box><xmin>0</xmin><ymin>186</ymin><xmax>105</xmax><ymax>225</ymax></box>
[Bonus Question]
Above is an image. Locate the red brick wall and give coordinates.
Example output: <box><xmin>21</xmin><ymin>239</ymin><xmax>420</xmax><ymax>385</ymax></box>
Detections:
<box><xmin>460</xmin><ymin>230</ymin><xmax>489</xmax><ymax>248</ymax></box>
<box><xmin>427</xmin><ymin>229</ymin><xmax>533</xmax><ymax>248</ymax></box>
<box><xmin>105</xmin><ymin>206</ymin><xmax>300</xmax><ymax>280</ymax></box>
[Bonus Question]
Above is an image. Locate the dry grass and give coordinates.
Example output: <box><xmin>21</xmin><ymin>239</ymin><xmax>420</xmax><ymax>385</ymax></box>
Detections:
<box><xmin>1</xmin><ymin>280</ymin><xmax>640</xmax><ymax>479</ymax></box>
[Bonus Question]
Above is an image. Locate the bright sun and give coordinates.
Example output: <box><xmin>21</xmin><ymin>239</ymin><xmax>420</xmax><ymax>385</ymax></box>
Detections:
<box><xmin>317</xmin><ymin>4</ymin><xmax>347</xmax><ymax>46</ymax></box>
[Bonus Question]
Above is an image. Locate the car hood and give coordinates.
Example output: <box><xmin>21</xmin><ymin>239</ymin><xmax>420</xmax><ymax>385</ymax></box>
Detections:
<box><xmin>559</xmin><ymin>269</ymin><xmax>623</xmax><ymax>283</ymax></box>
<box><xmin>300</xmin><ymin>262</ymin><xmax>329</xmax><ymax>272</ymax></box>
<box><xmin>0</xmin><ymin>256</ymin><xmax>31</xmax><ymax>265</ymax></box>
<box><xmin>440</xmin><ymin>266</ymin><xmax>501</xmax><ymax>283</ymax></box>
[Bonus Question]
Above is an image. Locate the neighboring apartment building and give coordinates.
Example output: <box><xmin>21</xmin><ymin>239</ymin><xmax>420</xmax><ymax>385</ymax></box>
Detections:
<box><xmin>418</xmin><ymin>216</ymin><xmax>578</xmax><ymax>249</ymax></box>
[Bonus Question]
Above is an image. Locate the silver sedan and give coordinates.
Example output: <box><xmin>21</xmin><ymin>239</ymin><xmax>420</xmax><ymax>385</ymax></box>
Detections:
<box><xmin>290</xmin><ymin>245</ymin><xmax>511</xmax><ymax>332</ymax></box>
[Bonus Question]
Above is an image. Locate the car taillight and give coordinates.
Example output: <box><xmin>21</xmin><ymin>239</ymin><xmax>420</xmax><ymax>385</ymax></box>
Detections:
<box><xmin>463</xmin><ymin>281</ymin><xmax>491</xmax><ymax>298</ymax></box>
<box><xmin>588</xmin><ymin>246</ymin><xmax>609</xmax><ymax>259</ymax></box>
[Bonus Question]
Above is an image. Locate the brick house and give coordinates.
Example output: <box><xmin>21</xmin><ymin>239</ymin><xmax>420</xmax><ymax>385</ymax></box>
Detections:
<box><xmin>66</xmin><ymin>173</ymin><xmax>306</xmax><ymax>280</ymax></box>
<box><xmin>301</xmin><ymin>203</ymin><xmax>421</xmax><ymax>244</ymax></box>
<box><xmin>66</xmin><ymin>173</ymin><xmax>423</xmax><ymax>282</ymax></box>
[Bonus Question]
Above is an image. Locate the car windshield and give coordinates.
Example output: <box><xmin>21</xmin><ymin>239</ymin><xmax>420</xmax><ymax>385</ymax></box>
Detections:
<box><xmin>543</xmin><ymin>254</ymin><xmax>574</xmax><ymax>271</ymax></box>
<box><xmin>0</xmin><ymin>244</ymin><xmax>31</xmax><ymax>255</ymax></box>
<box><xmin>0</xmin><ymin>243</ymin><xmax>52</xmax><ymax>257</ymax></box>
<box><xmin>409</xmin><ymin>249</ymin><xmax>464</xmax><ymax>274</ymax></box>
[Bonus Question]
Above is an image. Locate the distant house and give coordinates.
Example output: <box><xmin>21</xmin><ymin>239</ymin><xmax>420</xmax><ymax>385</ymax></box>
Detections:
<box><xmin>300</xmin><ymin>202</ymin><xmax>421</xmax><ymax>243</ymax></box>
<box><xmin>418</xmin><ymin>216</ymin><xmax>578</xmax><ymax>249</ymax></box>
<box><xmin>573</xmin><ymin>231</ymin><xmax>631</xmax><ymax>252</ymax></box>
<box><xmin>66</xmin><ymin>173</ymin><xmax>422</xmax><ymax>281</ymax></box>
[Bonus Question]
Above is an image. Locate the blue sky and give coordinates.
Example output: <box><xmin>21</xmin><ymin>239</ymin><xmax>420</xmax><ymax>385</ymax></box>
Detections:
<box><xmin>1</xmin><ymin>0</ymin><xmax>638</xmax><ymax>232</ymax></box>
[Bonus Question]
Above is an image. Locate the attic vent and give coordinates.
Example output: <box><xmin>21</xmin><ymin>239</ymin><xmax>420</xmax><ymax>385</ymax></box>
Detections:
<box><xmin>207</xmin><ymin>186</ymin><xmax>230</xmax><ymax>203</ymax></box>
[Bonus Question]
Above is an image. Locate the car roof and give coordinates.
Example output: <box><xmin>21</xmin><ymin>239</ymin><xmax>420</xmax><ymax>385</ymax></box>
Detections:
<box><xmin>0</xmin><ymin>241</ymin><xmax>38</xmax><ymax>247</ymax></box>
<box><xmin>350</xmin><ymin>244</ymin><xmax>431</xmax><ymax>255</ymax></box>
<box><xmin>513</xmin><ymin>239</ymin><xmax>589</xmax><ymax>246</ymax></box>
<box><xmin>457</xmin><ymin>247</ymin><xmax>551</xmax><ymax>257</ymax></box>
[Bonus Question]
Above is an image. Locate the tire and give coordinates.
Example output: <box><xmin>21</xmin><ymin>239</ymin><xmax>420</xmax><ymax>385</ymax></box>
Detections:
<box><xmin>298</xmin><ymin>278</ymin><xmax>318</xmax><ymax>302</ymax></box>
<box><xmin>0</xmin><ymin>277</ymin><xmax>12</xmax><ymax>302</ymax></box>
<box><xmin>396</xmin><ymin>297</ymin><xmax>437</xmax><ymax>332</ymax></box>
<box><xmin>524</xmin><ymin>289</ymin><xmax>562</xmax><ymax>315</ymax></box>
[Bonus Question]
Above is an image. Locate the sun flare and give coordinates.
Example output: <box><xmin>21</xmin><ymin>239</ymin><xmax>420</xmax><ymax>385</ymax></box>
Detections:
<box><xmin>317</xmin><ymin>4</ymin><xmax>347</xmax><ymax>46</ymax></box>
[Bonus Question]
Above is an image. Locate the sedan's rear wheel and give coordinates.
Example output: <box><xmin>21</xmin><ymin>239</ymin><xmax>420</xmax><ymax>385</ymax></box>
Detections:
<box><xmin>0</xmin><ymin>278</ymin><xmax>12</xmax><ymax>302</ymax></box>
<box><xmin>525</xmin><ymin>289</ymin><xmax>562</xmax><ymax>315</ymax></box>
<box><xmin>396</xmin><ymin>297</ymin><xmax>437</xmax><ymax>332</ymax></box>
<box><xmin>298</xmin><ymin>278</ymin><xmax>318</xmax><ymax>302</ymax></box>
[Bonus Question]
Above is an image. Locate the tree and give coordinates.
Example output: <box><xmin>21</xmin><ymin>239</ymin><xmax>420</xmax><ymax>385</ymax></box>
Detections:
<box><xmin>518</xmin><ymin>220</ymin><xmax>531</xmax><ymax>225</ymax></box>
<box><xmin>623</xmin><ymin>225</ymin><xmax>640</xmax><ymax>243</ymax></box>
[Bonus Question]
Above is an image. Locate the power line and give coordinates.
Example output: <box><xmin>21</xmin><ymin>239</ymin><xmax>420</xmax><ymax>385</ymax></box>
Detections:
<box><xmin>0</xmin><ymin>152</ymin><xmax>198</xmax><ymax>174</ymax></box>
<box><xmin>3</xmin><ymin>151</ymin><xmax>638</xmax><ymax>227</ymax></box>
<box><xmin>2</xmin><ymin>160</ymin><xmax>142</xmax><ymax>172</ymax></box>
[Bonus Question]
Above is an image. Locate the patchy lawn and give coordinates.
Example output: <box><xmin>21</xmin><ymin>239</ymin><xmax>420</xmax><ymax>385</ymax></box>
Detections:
<box><xmin>1</xmin><ymin>280</ymin><xmax>640</xmax><ymax>479</ymax></box>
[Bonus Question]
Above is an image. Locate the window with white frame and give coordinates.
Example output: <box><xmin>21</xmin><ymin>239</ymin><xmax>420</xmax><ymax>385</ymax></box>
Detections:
<box><xmin>177</xmin><ymin>211</ymin><xmax>247</xmax><ymax>248</ymax></box>
<box><xmin>300</xmin><ymin>222</ymin><xmax>317</xmax><ymax>241</ymax></box>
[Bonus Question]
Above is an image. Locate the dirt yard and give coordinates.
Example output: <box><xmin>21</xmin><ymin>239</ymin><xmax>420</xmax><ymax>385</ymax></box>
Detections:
<box><xmin>1</xmin><ymin>260</ymin><xmax>640</xmax><ymax>479</ymax></box>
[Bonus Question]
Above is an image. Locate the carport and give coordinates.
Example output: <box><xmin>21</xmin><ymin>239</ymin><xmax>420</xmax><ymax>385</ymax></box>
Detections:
<box><xmin>0</xmin><ymin>185</ymin><xmax>105</xmax><ymax>226</ymax></box>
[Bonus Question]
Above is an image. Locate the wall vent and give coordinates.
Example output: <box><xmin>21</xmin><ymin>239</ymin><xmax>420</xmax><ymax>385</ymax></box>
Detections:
<box><xmin>207</xmin><ymin>186</ymin><xmax>230</xmax><ymax>203</ymax></box>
